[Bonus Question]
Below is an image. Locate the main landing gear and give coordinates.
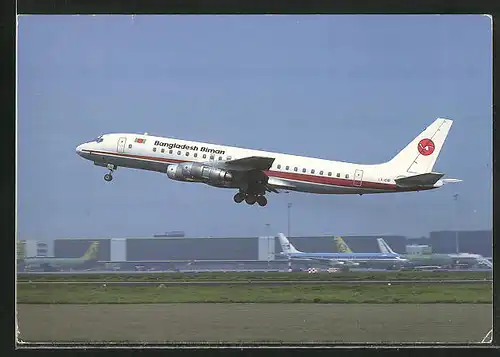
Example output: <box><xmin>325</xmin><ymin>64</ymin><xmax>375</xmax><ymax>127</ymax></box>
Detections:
<box><xmin>104</xmin><ymin>164</ymin><xmax>117</xmax><ymax>182</ymax></box>
<box><xmin>233</xmin><ymin>192</ymin><xmax>268</xmax><ymax>207</ymax></box>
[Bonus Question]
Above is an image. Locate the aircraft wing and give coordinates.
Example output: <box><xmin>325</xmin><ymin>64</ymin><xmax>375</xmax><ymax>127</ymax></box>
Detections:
<box><xmin>292</xmin><ymin>257</ymin><xmax>339</xmax><ymax>265</ymax></box>
<box><xmin>266</xmin><ymin>177</ymin><xmax>296</xmax><ymax>192</ymax></box>
<box><xmin>329</xmin><ymin>259</ymin><xmax>359</xmax><ymax>267</ymax></box>
<box><xmin>287</xmin><ymin>256</ymin><xmax>358</xmax><ymax>267</ymax></box>
<box><xmin>222</xmin><ymin>156</ymin><xmax>276</xmax><ymax>171</ymax></box>
<box><xmin>395</xmin><ymin>172</ymin><xmax>445</xmax><ymax>187</ymax></box>
<box><xmin>204</xmin><ymin>155</ymin><xmax>295</xmax><ymax>193</ymax></box>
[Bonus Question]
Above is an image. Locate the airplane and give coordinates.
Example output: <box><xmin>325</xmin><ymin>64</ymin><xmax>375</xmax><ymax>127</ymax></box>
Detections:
<box><xmin>76</xmin><ymin>118</ymin><xmax>461</xmax><ymax>206</ymax></box>
<box><xmin>447</xmin><ymin>252</ymin><xmax>493</xmax><ymax>269</ymax></box>
<box><xmin>376</xmin><ymin>238</ymin><xmax>493</xmax><ymax>269</ymax></box>
<box><xmin>22</xmin><ymin>242</ymin><xmax>99</xmax><ymax>272</ymax></box>
<box><xmin>276</xmin><ymin>233</ymin><xmax>407</xmax><ymax>270</ymax></box>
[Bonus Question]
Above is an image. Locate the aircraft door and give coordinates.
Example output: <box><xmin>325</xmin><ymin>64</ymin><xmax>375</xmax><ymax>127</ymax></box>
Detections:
<box><xmin>117</xmin><ymin>137</ymin><xmax>127</xmax><ymax>153</ymax></box>
<box><xmin>353</xmin><ymin>169</ymin><xmax>363</xmax><ymax>187</ymax></box>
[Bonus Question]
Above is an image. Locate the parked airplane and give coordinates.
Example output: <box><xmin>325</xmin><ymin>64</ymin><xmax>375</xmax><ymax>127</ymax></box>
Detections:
<box><xmin>76</xmin><ymin>118</ymin><xmax>460</xmax><ymax>206</ymax></box>
<box><xmin>334</xmin><ymin>236</ymin><xmax>404</xmax><ymax>269</ymax></box>
<box><xmin>22</xmin><ymin>242</ymin><xmax>99</xmax><ymax>271</ymax></box>
<box><xmin>376</xmin><ymin>238</ymin><xmax>493</xmax><ymax>269</ymax></box>
<box><xmin>276</xmin><ymin>233</ymin><xmax>407</xmax><ymax>270</ymax></box>
<box><xmin>448</xmin><ymin>252</ymin><xmax>493</xmax><ymax>269</ymax></box>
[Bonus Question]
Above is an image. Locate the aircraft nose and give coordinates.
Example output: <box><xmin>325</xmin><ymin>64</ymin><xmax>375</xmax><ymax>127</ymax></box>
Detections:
<box><xmin>76</xmin><ymin>144</ymin><xmax>84</xmax><ymax>156</ymax></box>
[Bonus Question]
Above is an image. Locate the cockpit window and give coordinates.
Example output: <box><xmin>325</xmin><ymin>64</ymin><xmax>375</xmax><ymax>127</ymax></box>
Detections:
<box><xmin>95</xmin><ymin>135</ymin><xmax>104</xmax><ymax>143</ymax></box>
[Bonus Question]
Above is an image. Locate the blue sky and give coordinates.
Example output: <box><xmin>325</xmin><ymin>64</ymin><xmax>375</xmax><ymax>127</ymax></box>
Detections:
<box><xmin>18</xmin><ymin>15</ymin><xmax>492</xmax><ymax>241</ymax></box>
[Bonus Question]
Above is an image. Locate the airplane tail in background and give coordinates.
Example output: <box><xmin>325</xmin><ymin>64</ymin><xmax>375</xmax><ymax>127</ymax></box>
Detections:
<box><xmin>382</xmin><ymin>118</ymin><xmax>453</xmax><ymax>175</ymax></box>
<box><xmin>277</xmin><ymin>233</ymin><xmax>302</xmax><ymax>255</ymax></box>
<box><xmin>377</xmin><ymin>238</ymin><xmax>396</xmax><ymax>255</ymax></box>
<box><xmin>82</xmin><ymin>241</ymin><xmax>100</xmax><ymax>260</ymax></box>
<box><xmin>334</xmin><ymin>236</ymin><xmax>353</xmax><ymax>253</ymax></box>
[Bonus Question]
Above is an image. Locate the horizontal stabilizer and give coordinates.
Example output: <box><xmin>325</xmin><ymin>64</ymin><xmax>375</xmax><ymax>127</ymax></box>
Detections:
<box><xmin>225</xmin><ymin>156</ymin><xmax>275</xmax><ymax>171</ymax></box>
<box><xmin>395</xmin><ymin>172</ymin><xmax>445</xmax><ymax>187</ymax></box>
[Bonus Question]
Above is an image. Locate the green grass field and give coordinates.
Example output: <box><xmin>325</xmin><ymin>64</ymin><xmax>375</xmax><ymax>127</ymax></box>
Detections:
<box><xmin>17</xmin><ymin>282</ymin><xmax>492</xmax><ymax>304</ymax></box>
<box><xmin>16</xmin><ymin>270</ymin><xmax>492</xmax><ymax>282</ymax></box>
<box><xmin>18</xmin><ymin>303</ymin><xmax>493</xmax><ymax>343</ymax></box>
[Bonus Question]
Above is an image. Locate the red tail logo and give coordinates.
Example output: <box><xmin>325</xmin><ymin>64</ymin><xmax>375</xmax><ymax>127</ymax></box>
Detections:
<box><xmin>417</xmin><ymin>138</ymin><xmax>435</xmax><ymax>156</ymax></box>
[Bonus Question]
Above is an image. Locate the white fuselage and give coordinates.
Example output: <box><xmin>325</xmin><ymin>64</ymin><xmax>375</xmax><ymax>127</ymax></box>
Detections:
<box><xmin>76</xmin><ymin>133</ymin><xmax>434</xmax><ymax>195</ymax></box>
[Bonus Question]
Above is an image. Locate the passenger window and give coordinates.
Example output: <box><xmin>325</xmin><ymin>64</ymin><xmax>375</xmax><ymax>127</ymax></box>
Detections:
<box><xmin>153</xmin><ymin>147</ymin><xmax>157</xmax><ymax>152</ymax></box>
<box><xmin>210</xmin><ymin>155</ymin><xmax>215</xmax><ymax>160</ymax></box>
<box><xmin>286</xmin><ymin>166</ymin><xmax>290</xmax><ymax>170</ymax></box>
<box><xmin>194</xmin><ymin>153</ymin><xmax>198</xmax><ymax>158</ymax></box>
<box><xmin>277</xmin><ymin>164</ymin><xmax>281</xmax><ymax>169</ymax></box>
<box><xmin>219</xmin><ymin>156</ymin><xmax>222</xmax><ymax>160</ymax></box>
<box><xmin>203</xmin><ymin>154</ymin><xmax>207</xmax><ymax>159</ymax></box>
<box><xmin>169</xmin><ymin>150</ymin><xmax>173</xmax><ymax>154</ymax></box>
<box><xmin>311</xmin><ymin>169</ymin><xmax>315</xmax><ymax>174</ymax></box>
<box><xmin>320</xmin><ymin>170</ymin><xmax>323</xmax><ymax>175</ymax></box>
<box><xmin>302</xmin><ymin>168</ymin><xmax>306</xmax><ymax>173</ymax></box>
<box><xmin>328</xmin><ymin>172</ymin><xmax>332</xmax><ymax>176</ymax></box>
<box><xmin>294</xmin><ymin>167</ymin><xmax>298</xmax><ymax>172</ymax></box>
<box><xmin>336</xmin><ymin>173</ymin><xmax>340</xmax><ymax>178</ymax></box>
<box><xmin>161</xmin><ymin>148</ymin><xmax>165</xmax><ymax>153</ymax></box>
<box><xmin>345</xmin><ymin>174</ymin><xmax>349</xmax><ymax>179</ymax></box>
<box><xmin>227</xmin><ymin>156</ymin><xmax>232</xmax><ymax>160</ymax></box>
<box><xmin>128</xmin><ymin>144</ymin><xmax>132</xmax><ymax>149</ymax></box>
<box><xmin>186</xmin><ymin>152</ymin><xmax>189</xmax><ymax>156</ymax></box>
<box><xmin>177</xmin><ymin>151</ymin><xmax>181</xmax><ymax>155</ymax></box>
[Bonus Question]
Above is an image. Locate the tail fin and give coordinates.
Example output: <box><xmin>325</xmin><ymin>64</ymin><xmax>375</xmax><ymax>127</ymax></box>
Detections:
<box><xmin>377</xmin><ymin>238</ymin><xmax>396</xmax><ymax>255</ymax></box>
<box><xmin>277</xmin><ymin>233</ymin><xmax>302</xmax><ymax>254</ymax></box>
<box><xmin>82</xmin><ymin>241</ymin><xmax>99</xmax><ymax>260</ymax></box>
<box><xmin>383</xmin><ymin>118</ymin><xmax>453</xmax><ymax>175</ymax></box>
<box><xmin>334</xmin><ymin>236</ymin><xmax>353</xmax><ymax>253</ymax></box>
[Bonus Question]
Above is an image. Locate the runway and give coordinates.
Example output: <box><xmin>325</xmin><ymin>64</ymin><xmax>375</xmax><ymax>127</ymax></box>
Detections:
<box><xmin>16</xmin><ymin>268</ymin><xmax>493</xmax><ymax>275</ymax></box>
<box><xmin>16</xmin><ymin>279</ymin><xmax>492</xmax><ymax>286</ymax></box>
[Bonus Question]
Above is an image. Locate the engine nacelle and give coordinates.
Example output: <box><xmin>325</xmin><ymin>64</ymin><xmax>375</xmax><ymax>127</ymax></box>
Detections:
<box><xmin>166</xmin><ymin>163</ymin><xmax>233</xmax><ymax>184</ymax></box>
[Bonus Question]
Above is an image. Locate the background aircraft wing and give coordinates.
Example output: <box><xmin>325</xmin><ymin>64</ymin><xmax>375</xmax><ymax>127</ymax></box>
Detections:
<box><xmin>330</xmin><ymin>258</ymin><xmax>359</xmax><ymax>266</ymax></box>
<box><xmin>288</xmin><ymin>256</ymin><xmax>359</xmax><ymax>267</ymax></box>
<box><xmin>288</xmin><ymin>256</ymin><xmax>338</xmax><ymax>264</ymax></box>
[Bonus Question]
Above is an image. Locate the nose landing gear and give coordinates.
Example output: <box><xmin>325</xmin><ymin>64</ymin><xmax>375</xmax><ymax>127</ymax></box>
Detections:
<box><xmin>104</xmin><ymin>164</ymin><xmax>117</xmax><ymax>182</ymax></box>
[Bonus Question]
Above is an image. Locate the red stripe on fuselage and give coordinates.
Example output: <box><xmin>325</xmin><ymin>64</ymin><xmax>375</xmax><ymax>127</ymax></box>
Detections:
<box><xmin>82</xmin><ymin>149</ymin><xmax>431</xmax><ymax>192</ymax></box>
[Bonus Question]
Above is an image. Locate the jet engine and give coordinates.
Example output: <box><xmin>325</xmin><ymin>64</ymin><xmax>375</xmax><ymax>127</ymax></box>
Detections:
<box><xmin>166</xmin><ymin>163</ymin><xmax>233</xmax><ymax>185</ymax></box>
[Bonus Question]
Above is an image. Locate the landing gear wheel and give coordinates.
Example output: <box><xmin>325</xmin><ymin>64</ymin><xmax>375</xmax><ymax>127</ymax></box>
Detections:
<box><xmin>257</xmin><ymin>196</ymin><xmax>267</xmax><ymax>207</ymax></box>
<box><xmin>245</xmin><ymin>194</ymin><xmax>257</xmax><ymax>205</ymax></box>
<box><xmin>233</xmin><ymin>192</ymin><xmax>245</xmax><ymax>204</ymax></box>
<box><xmin>104</xmin><ymin>173</ymin><xmax>113</xmax><ymax>182</ymax></box>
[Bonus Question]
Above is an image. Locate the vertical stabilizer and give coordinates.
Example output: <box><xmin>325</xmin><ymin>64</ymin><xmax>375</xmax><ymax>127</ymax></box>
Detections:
<box><xmin>277</xmin><ymin>233</ymin><xmax>302</xmax><ymax>254</ymax></box>
<box><xmin>82</xmin><ymin>241</ymin><xmax>100</xmax><ymax>260</ymax></box>
<box><xmin>383</xmin><ymin>118</ymin><xmax>453</xmax><ymax>174</ymax></box>
<box><xmin>377</xmin><ymin>238</ymin><xmax>396</xmax><ymax>255</ymax></box>
<box><xmin>334</xmin><ymin>236</ymin><xmax>353</xmax><ymax>253</ymax></box>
